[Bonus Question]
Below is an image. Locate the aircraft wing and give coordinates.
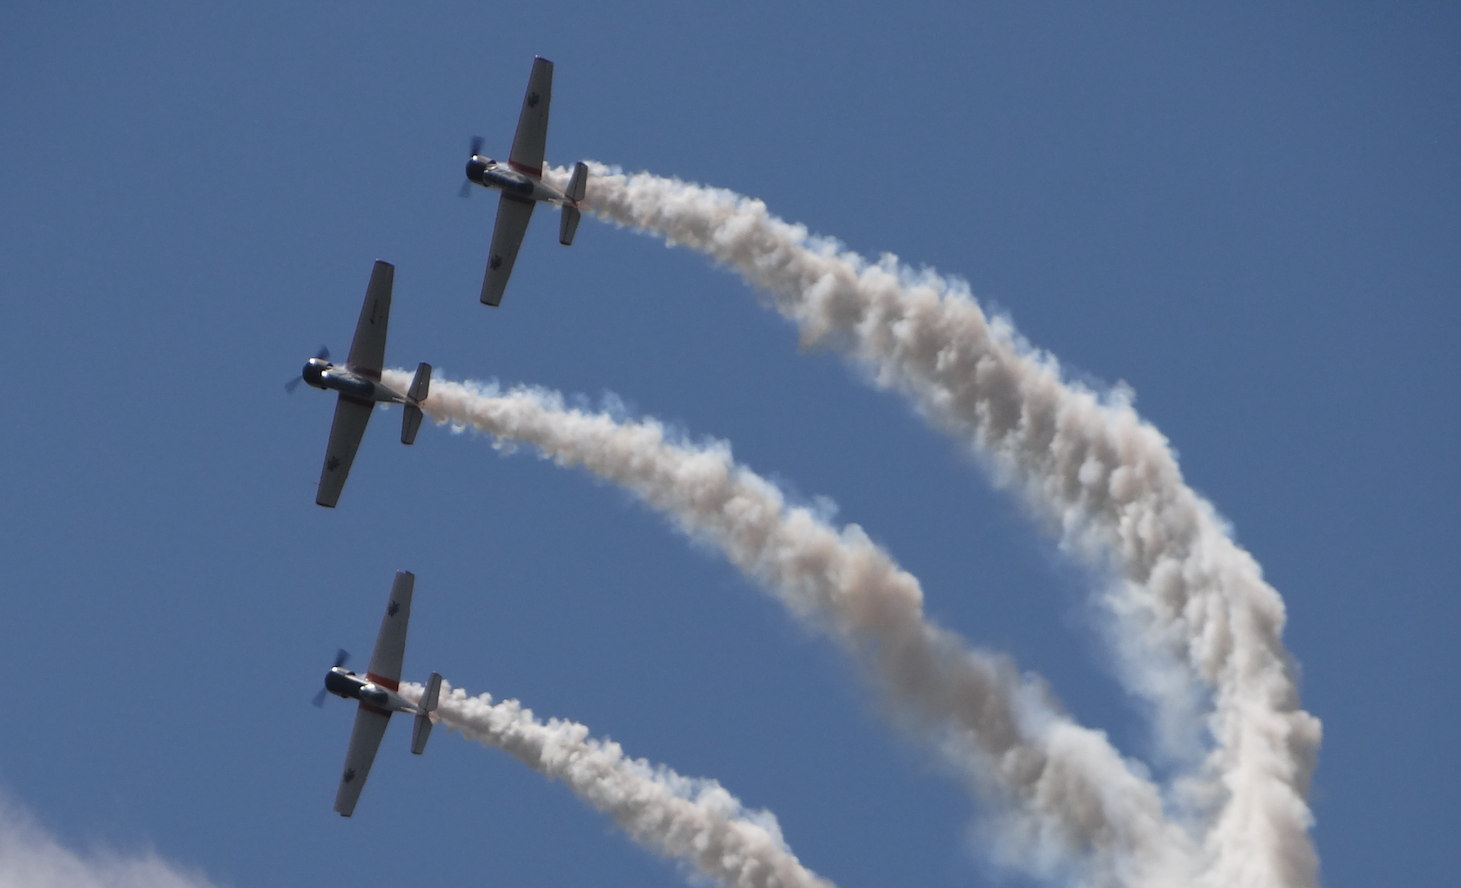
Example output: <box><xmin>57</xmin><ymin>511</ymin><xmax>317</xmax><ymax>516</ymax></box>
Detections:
<box><xmin>345</xmin><ymin>260</ymin><xmax>394</xmax><ymax>378</ymax></box>
<box><xmin>316</xmin><ymin>395</ymin><xmax>374</xmax><ymax>508</ymax></box>
<box><xmin>365</xmin><ymin>570</ymin><xmax>414</xmax><ymax>688</ymax></box>
<box><xmin>480</xmin><ymin>195</ymin><xmax>534</xmax><ymax>306</ymax></box>
<box><xmin>334</xmin><ymin>704</ymin><xmax>390</xmax><ymax>817</ymax></box>
<box><xmin>508</xmin><ymin>56</ymin><xmax>553</xmax><ymax>177</ymax></box>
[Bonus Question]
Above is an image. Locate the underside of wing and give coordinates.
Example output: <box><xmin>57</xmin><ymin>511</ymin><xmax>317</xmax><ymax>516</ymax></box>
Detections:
<box><xmin>345</xmin><ymin>260</ymin><xmax>393</xmax><ymax>377</ymax></box>
<box><xmin>334</xmin><ymin>705</ymin><xmax>390</xmax><ymax>817</ymax></box>
<box><xmin>508</xmin><ymin>56</ymin><xmax>553</xmax><ymax>177</ymax></box>
<box><xmin>481</xmin><ymin>195</ymin><xmax>534</xmax><ymax>306</ymax></box>
<box><xmin>366</xmin><ymin>571</ymin><xmax>414</xmax><ymax>688</ymax></box>
<box><xmin>316</xmin><ymin>396</ymin><xmax>374</xmax><ymax>508</ymax></box>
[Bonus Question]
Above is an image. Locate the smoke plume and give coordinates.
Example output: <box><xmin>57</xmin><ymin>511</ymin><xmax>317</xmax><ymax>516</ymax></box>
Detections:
<box><xmin>538</xmin><ymin>163</ymin><xmax>1321</xmax><ymax>887</ymax></box>
<box><xmin>383</xmin><ymin>371</ymin><xmax>1196</xmax><ymax>887</ymax></box>
<box><xmin>400</xmin><ymin>680</ymin><xmax>832</xmax><ymax>888</ymax></box>
<box><xmin>0</xmin><ymin>794</ymin><xmax>221</xmax><ymax>888</ymax></box>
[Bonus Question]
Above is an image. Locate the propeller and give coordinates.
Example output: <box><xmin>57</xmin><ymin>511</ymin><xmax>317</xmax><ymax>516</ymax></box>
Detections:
<box><xmin>311</xmin><ymin>648</ymin><xmax>351</xmax><ymax>708</ymax></box>
<box><xmin>459</xmin><ymin>136</ymin><xmax>486</xmax><ymax>198</ymax></box>
<box><xmin>284</xmin><ymin>345</ymin><xmax>331</xmax><ymax>394</ymax></box>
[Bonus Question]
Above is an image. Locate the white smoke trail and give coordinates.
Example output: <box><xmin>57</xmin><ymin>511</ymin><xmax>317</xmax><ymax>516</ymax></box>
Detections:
<box><xmin>542</xmin><ymin>163</ymin><xmax>1322</xmax><ymax>887</ymax></box>
<box><xmin>384</xmin><ymin>371</ymin><xmax>1196</xmax><ymax>887</ymax></box>
<box><xmin>0</xmin><ymin>794</ymin><xmax>221</xmax><ymax>888</ymax></box>
<box><xmin>399</xmin><ymin>681</ymin><xmax>832</xmax><ymax>888</ymax></box>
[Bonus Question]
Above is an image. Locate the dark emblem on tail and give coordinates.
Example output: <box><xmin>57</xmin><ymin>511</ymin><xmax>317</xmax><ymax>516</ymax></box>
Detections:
<box><xmin>342</xmin><ymin>768</ymin><xmax>356</xmax><ymax>784</ymax></box>
<box><xmin>527</xmin><ymin>92</ymin><xmax>539</xmax><ymax>108</ymax></box>
<box><xmin>489</xmin><ymin>254</ymin><xmax>503</xmax><ymax>270</ymax></box>
<box><xmin>388</xmin><ymin>600</ymin><xmax>400</xmax><ymax>616</ymax></box>
<box><xmin>326</xmin><ymin>456</ymin><xmax>341</xmax><ymax>471</ymax></box>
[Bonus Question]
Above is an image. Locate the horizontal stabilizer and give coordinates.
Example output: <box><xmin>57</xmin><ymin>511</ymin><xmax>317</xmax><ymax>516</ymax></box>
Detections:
<box><xmin>559</xmin><ymin>205</ymin><xmax>581</xmax><ymax>246</ymax></box>
<box><xmin>408</xmin><ymin>362</ymin><xmax>432</xmax><ymax>403</ymax></box>
<box><xmin>411</xmin><ymin>713</ymin><xmax>432</xmax><ymax>756</ymax></box>
<box><xmin>566</xmin><ymin>161</ymin><xmax>588</xmax><ymax>203</ymax></box>
<box><xmin>402</xmin><ymin>406</ymin><xmax>423</xmax><ymax>445</ymax></box>
<box><xmin>411</xmin><ymin>672</ymin><xmax>441</xmax><ymax>754</ymax></box>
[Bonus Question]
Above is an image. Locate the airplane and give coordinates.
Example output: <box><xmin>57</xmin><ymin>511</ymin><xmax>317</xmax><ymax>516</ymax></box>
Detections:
<box><xmin>287</xmin><ymin>259</ymin><xmax>432</xmax><ymax>508</ymax></box>
<box><xmin>316</xmin><ymin>570</ymin><xmax>443</xmax><ymax>818</ymax></box>
<box><xmin>460</xmin><ymin>55</ymin><xmax>590</xmax><ymax>307</ymax></box>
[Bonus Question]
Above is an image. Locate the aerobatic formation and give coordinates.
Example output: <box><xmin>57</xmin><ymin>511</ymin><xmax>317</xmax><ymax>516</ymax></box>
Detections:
<box><xmin>295</xmin><ymin>55</ymin><xmax>1320</xmax><ymax>888</ymax></box>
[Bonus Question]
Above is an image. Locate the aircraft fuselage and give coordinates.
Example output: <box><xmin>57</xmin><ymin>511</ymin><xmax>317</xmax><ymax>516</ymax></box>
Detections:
<box><xmin>324</xmin><ymin>666</ymin><xmax>427</xmax><ymax>716</ymax></box>
<box><xmin>301</xmin><ymin>358</ymin><xmax>409</xmax><ymax>405</ymax></box>
<box><xmin>465</xmin><ymin>155</ymin><xmax>570</xmax><ymax>205</ymax></box>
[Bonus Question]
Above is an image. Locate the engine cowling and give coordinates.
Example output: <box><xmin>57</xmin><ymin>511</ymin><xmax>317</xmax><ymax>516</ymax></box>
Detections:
<box><xmin>465</xmin><ymin>156</ymin><xmax>491</xmax><ymax>184</ymax></box>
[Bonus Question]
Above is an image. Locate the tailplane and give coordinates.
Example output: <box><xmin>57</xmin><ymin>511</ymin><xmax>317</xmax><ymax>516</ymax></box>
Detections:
<box><xmin>411</xmin><ymin>671</ymin><xmax>442</xmax><ymax>755</ymax></box>
<box><xmin>401</xmin><ymin>363</ymin><xmax>432</xmax><ymax>445</ymax></box>
<box><xmin>559</xmin><ymin>162</ymin><xmax>588</xmax><ymax>246</ymax></box>
<box><xmin>566</xmin><ymin>161</ymin><xmax>588</xmax><ymax>203</ymax></box>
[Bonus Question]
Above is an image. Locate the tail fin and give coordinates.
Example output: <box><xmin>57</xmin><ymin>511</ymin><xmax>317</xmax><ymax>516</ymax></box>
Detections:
<box><xmin>560</xmin><ymin>162</ymin><xmax>588</xmax><ymax>246</ymax></box>
<box><xmin>411</xmin><ymin>672</ymin><xmax>442</xmax><ymax>755</ymax></box>
<box><xmin>401</xmin><ymin>363</ymin><xmax>432</xmax><ymax>445</ymax></box>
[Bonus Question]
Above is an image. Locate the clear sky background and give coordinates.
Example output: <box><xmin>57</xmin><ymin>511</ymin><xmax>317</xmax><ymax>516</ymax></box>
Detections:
<box><xmin>1</xmin><ymin>3</ymin><xmax>1456</xmax><ymax>887</ymax></box>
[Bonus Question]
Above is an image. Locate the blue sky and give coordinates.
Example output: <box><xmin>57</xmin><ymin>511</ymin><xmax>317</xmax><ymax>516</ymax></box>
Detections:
<box><xmin>1</xmin><ymin>3</ymin><xmax>1457</xmax><ymax>886</ymax></box>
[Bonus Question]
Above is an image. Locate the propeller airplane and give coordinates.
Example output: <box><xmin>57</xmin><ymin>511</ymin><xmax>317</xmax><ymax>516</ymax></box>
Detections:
<box><xmin>317</xmin><ymin>570</ymin><xmax>443</xmax><ymax>818</ymax></box>
<box><xmin>460</xmin><ymin>55</ymin><xmax>589</xmax><ymax>306</ymax></box>
<box><xmin>289</xmin><ymin>260</ymin><xmax>432</xmax><ymax>508</ymax></box>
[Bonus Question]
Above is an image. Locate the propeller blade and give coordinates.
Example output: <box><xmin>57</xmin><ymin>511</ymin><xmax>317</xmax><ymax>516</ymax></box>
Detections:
<box><xmin>315</xmin><ymin>344</ymin><xmax>331</xmax><ymax>362</ymax></box>
<box><xmin>468</xmin><ymin>135</ymin><xmax>483</xmax><ymax>157</ymax></box>
<box><xmin>334</xmin><ymin>648</ymin><xmax>350</xmax><ymax>669</ymax></box>
<box><xmin>459</xmin><ymin>179</ymin><xmax>473</xmax><ymax>199</ymax></box>
<box><xmin>311</xmin><ymin>688</ymin><xmax>327</xmax><ymax>708</ymax></box>
<box><xmin>285</xmin><ymin>375</ymin><xmax>303</xmax><ymax>394</ymax></box>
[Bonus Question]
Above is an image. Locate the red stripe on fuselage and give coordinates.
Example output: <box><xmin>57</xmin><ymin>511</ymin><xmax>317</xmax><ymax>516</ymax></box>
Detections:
<box><xmin>508</xmin><ymin>160</ymin><xmax>542</xmax><ymax>179</ymax></box>
<box><xmin>367</xmin><ymin>672</ymin><xmax>399</xmax><ymax>691</ymax></box>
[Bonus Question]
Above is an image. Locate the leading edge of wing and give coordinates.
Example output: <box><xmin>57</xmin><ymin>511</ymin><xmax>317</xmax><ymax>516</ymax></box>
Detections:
<box><xmin>316</xmin><ymin>396</ymin><xmax>374</xmax><ymax>508</ymax></box>
<box><xmin>334</xmin><ymin>704</ymin><xmax>391</xmax><ymax>817</ymax></box>
<box><xmin>345</xmin><ymin>260</ymin><xmax>394</xmax><ymax>377</ymax></box>
<box><xmin>481</xmin><ymin>195</ymin><xmax>534</xmax><ymax>307</ymax></box>
<box><xmin>365</xmin><ymin>571</ymin><xmax>414</xmax><ymax>688</ymax></box>
<box><xmin>507</xmin><ymin>56</ymin><xmax>553</xmax><ymax>177</ymax></box>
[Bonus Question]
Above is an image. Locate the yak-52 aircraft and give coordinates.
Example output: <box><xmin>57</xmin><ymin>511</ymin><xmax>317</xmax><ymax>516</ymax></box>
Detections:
<box><xmin>460</xmin><ymin>55</ymin><xmax>589</xmax><ymax>306</ymax></box>
<box><xmin>315</xmin><ymin>570</ymin><xmax>443</xmax><ymax>818</ymax></box>
<box><xmin>287</xmin><ymin>260</ymin><xmax>432</xmax><ymax>508</ymax></box>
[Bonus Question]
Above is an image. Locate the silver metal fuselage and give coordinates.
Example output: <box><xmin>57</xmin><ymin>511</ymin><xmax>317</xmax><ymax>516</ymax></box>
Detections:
<box><xmin>466</xmin><ymin>155</ymin><xmax>571</xmax><ymax>205</ymax></box>
<box><xmin>301</xmin><ymin>358</ymin><xmax>409</xmax><ymax>405</ymax></box>
<box><xmin>324</xmin><ymin>666</ymin><xmax>426</xmax><ymax>716</ymax></box>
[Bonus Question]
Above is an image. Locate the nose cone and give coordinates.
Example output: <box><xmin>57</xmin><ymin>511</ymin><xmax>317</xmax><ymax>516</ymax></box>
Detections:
<box><xmin>465</xmin><ymin>156</ymin><xmax>488</xmax><ymax>184</ymax></box>
<box><xmin>302</xmin><ymin>359</ymin><xmax>327</xmax><ymax>389</ymax></box>
<box><xmin>324</xmin><ymin>668</ymin><xmax>359</xmax><ymax>700</ymax></box>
